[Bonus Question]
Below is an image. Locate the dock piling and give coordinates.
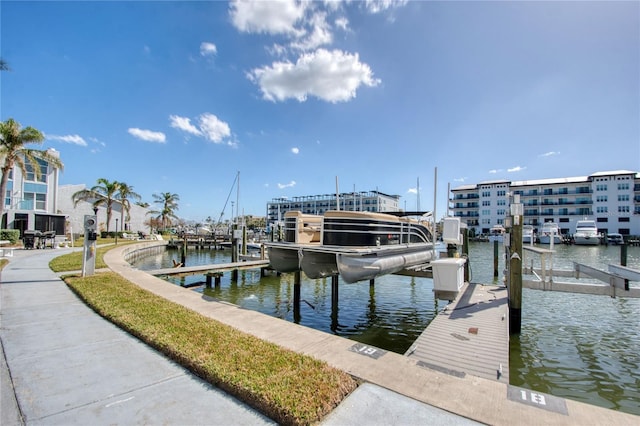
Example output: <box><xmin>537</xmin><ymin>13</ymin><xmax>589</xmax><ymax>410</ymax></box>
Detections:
<box><xmin>508</xmin><ymin>197</ymin><xmax>523</xmax><ymax>334</ymax></box>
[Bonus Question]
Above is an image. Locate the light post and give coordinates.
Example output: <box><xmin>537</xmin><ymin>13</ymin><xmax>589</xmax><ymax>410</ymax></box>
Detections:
<box><xmin>115</xmin><ymin>218</ymin><xmax>119</xmax><ymax>245</ymax></box>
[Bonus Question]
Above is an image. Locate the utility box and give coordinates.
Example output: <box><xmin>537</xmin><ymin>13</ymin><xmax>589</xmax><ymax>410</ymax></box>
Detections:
<box><xmin>432</xmin><ymin>258</ymin><xmax>466</xmax><ymax>292</ymax></box>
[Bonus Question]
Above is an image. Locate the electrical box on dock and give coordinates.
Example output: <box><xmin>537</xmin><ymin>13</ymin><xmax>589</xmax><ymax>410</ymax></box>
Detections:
<box><xmin>432</xmin><ymin>258</ymin><xmax>466</xmax><ymax>292</ymax></box>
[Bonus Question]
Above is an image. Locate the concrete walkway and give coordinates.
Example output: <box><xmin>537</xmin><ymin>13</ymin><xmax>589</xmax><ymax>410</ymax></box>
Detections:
<box><xmin>0</xmin><ymin>247</ymin><xmax>478</xmax><ymax>425</ymax></box>
<box><xmin>2</xmin><ymin>243</ymin><xmax>639</xmax><ymax>425</ymax></box>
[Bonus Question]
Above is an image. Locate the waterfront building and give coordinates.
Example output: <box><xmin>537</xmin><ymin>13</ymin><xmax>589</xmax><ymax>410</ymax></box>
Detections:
<box><xmin>58</xmin><ymin>184</ymin><xmax>152</xmax><ymax>238</ymax></box>
<box><xmin>266</xmin><ymin>190</ymin><xmax>400</xmax><ymax>225</ymax></box>
<box><xmin>450</xmin><ymin>170</ymin><xmax>640</xmax><ymax>237</ymax></box>
<box><xmin>1</xmin><ymin>148</ymin><xmax>67</xmax><ymax>237</ymax></box>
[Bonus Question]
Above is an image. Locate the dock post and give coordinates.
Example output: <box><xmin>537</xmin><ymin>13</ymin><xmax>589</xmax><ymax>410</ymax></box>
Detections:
<box><xmin>331</xmin><ymin>274</ymin><xmax>339</xmax><ymax>332</ymax></box>
<box><xmin>231</xmin><ymin>269</ymin><xmax>238</xmax><ymax>282</ymax></box>
<box><xmin>206</xmin><ymin>274</ymin><xmax>212</xmax><ymax>288</ymax></box>
<box><xmin>293</xmin><ymin>270</ymin><xmax>301</xmax><ymax>323</ymax></box>
<box><xmin>508</xmin><ymin>197</ymin><xmax>523</xmax><ymax>335</ymax></box>
<box><xmin>181</xmin><ymin>237</ymin><xmax>187</xmax><ymax>267</ymax></box>
<box><xmin>331</xmin><ymin>274</ymin><xmax>339</xmax><ymax>312</ymax></box>
<box><xmin>462</xmin><ymin>227</ymin><xmax>470</xmax><ymax>282</ymax></box>
<box><xmin>621</xmin><ymin>243</ymin><xmax>629</xmax><ymax>291</ymax></box>
<box><xmin>493</xmin><ymin>240</ymin><xmax>499</xmax><ymax>278</ymax></box>
<box><xmin>369</xmin><ymin>278</ymin><xmax>375</xmax><ymax>287</ymax></box>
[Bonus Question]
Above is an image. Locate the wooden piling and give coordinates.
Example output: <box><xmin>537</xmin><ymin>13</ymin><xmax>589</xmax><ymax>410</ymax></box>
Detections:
<box><xmin>621</xmin><ymin>243</ymin><xmax>629</xmax><ymax>291</ymax></box>
<box><xmin>508</xmin><ymin>201</ymin><xmax>523</xmax><ymax>335</ymax></box>
<box><xmin>294</xmin><ymin>270</ymin><xmax>301</xmax><ymax>323</ymax></box>
<box><xmin>493</xmin><ymin>240</ymin><xmax>499</xmax><ymax>277</ymax></box>
<box><xmin>463</xmin><ymin>227</ymin><xmax>470</xmax><ymax>282</ymax></box>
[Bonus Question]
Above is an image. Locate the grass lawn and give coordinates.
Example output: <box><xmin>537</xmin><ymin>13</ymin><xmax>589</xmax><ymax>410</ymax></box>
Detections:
<box><xmin>61</xmin><ymin>251</ymin><xmax>358</xmax><ymax>425</ymax></box>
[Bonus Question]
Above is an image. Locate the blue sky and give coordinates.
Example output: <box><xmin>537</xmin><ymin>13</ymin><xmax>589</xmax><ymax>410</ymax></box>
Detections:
<box><xmin>2</xmin><ymin>1</ymin><xmax>638</xmax><ymax>222</ymax></box>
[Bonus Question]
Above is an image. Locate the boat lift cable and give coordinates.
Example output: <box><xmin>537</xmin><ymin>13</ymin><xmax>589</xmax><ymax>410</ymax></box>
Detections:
<box><xmin>215</xmin><ymin>173</ymin><xmax>239</xmax><ymax>230</ymax></box>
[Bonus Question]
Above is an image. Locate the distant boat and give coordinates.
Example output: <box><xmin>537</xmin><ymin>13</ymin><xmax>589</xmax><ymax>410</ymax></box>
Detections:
<box><xmin>266</xmin><ymin>210</ymin><xmax>436</xmax><ymax>284</ymax></box>
<box><xmin>539</xmin><ymin>222</ymin><xmax>561</xmax><ymax>245</ymax></box>
<box><xmin>522</xmin><ymin>225</ymin><xmax>535</xmax><ymax>244</ymax></box>
<box><xmin>574</xmin><ymin>220</ymin><xmax>599</xmax><ymax>245</ymax></box>
<box><xmin>607</xmin><ymin>233</ymin><xmax>624</xmax><ymax>245</ymax></box>
<box><xmin>488</xmin><ymin>225</ymin><xmax>505</xmax><ymax>243</ymax></box>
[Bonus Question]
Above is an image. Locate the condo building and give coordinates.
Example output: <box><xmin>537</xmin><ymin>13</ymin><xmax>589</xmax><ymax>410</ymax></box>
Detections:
<box><xmin>450</xmin><ymin>170</ymin><xmax>640</xmax><ymax>237</ymax></box>
<box><xmin>266</xmin><ymin>190</ymin><xmax>400</xmax><ymax>225</ymax></box>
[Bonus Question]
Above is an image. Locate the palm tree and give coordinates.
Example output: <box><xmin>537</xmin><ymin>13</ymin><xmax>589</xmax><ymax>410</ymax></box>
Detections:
<box><xmin>0</xmin><ymin>59</ymin><xmax>9</xmax><ymax>71</ymax></box>
<box><xmin>149</xmin><ymin>192</ymin><xmax>180</xmax><ymax>230</ymax></box>
<box><xmin>116</xmin><ymin>182</ymin><xmax>141</xmax><ymax>231</ymax></box>
<box><xmin>0</xmin><ymin>118</ymin><xmax>64</xmax><ymax>219</ymax></box>
<box><xmin>72</xmin><ymin>178</ymin><xmax>120</xmax><ymax>233</ymax></box>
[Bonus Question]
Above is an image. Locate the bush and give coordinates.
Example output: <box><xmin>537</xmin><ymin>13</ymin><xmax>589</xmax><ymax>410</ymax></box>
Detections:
<box><xmin>0</xmin><ymin>229</ymin><xmax>21</xmax><ymax>244</ymax></box>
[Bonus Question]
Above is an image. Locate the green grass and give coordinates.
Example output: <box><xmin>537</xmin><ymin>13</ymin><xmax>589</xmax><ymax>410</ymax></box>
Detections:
<box><xmin>65</xmin><ymin>271</ymin><xmax>358</xmax><ymax>425</ymax></box>
<box><xmin>49</xmin><ymin>240</ymin><xmax>138</xmax><ymax>272</ymax></box>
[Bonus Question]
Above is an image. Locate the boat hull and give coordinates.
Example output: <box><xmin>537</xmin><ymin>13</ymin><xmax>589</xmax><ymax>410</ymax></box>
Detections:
<box><xmin>574</xmin><ymin>235</ymin><xmax>600</xmax><ymax>245</ymax></box>
<box><xmin>300</xmin><ymin>249</ymin><xmax>339</xmax><ymax>279</ymax></box>
<box><xmin>538</xmin><ymin>235</ymin><xmax>561</xmax><ymax>244</ymax></box>
<box><xmin>337</xmin><ymin>244</ymin><xmax>435</xmax><ymax>284</ymax></box>
<box><xmin>266</xmin><ymin>244</ymin><xmax>301</xmax><ymax>273</ymax></box>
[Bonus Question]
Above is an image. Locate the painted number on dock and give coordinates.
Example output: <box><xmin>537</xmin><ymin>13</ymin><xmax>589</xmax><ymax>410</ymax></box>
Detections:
<box><xmin>349</xmin><ymin>343</ymin><xmax>386</xmax><ymax>360</ymax></box>
<box><xmin>507</xmin><ymin>386</ymin><xmax>568</xmax><ymax>415</ymax></box>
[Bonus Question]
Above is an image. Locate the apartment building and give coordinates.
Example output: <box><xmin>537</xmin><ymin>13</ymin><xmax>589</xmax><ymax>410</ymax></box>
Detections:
<box><xmin>1</xmin><ymin>148</ymin><xmax>67</xmax><ymax>236</ymax></box>
<box><xmin>266</xmin><ymin>190</ymin><xmax>400</xmax><ymax>225</ymax></box>
<box><xmin>450</xmin><ymin>170</ymin><xmax>640</xmax><ymax>236</ymax></box>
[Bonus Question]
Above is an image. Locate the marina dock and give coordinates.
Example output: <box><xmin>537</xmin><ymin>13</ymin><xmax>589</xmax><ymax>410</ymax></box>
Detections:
<box><xmin>406</xmin><ymin>282</ymin><xmax>510</xmax><ymax>382</ymax></box>
<box><xmin>147</xmin><ymin>259</ymin><xmax>270</xmax><ymax>277</ymax></box>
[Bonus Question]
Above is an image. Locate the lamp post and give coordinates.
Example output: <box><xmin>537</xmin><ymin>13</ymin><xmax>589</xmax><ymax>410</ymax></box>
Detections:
<box><xmin>115</xmin><ymin>218</ymin><xmax>119</xmax><ymax>245</ymax></box>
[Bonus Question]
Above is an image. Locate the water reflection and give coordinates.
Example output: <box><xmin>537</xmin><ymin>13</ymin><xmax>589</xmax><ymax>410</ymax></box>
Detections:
<box><xmin>132</xmin><ymin>243</ymin><xmax>640</xmax><ymax>415</ymax></box>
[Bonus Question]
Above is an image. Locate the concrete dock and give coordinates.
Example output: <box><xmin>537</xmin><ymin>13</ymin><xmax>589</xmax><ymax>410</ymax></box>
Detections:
<box><xmin>2</xmin><ymin>242</ymin><xmax>638</xmax><ymax>425</ymax></box>
<box><xmin>406</xmin><ymin>283</ymin><xmax>510</xmax><ymax>382</ymax></box>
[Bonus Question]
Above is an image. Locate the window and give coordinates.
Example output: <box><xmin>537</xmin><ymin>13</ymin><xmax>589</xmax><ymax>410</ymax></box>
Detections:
<box><xmin>618</xmin><ymin>205</ymin><xmax>629</xmax><ymax>213</ymax></box>
<box><xmin>618</xmin><ymin>183</ymin><xmax>629</xmax><ymax>191</ymax></box>
<box><xmin>24</xmin><ymin>193</ymin><xmax>47</xmax><ymax>210</ymax></box>
<box><xmin>618</xmin><ymin>194</ymin><xmax>629</xmax><ymax>202</ymax></box>
<box><xmin>25</xmin><ymin>159</ymin><xmax>48</xmax><ymax>183</ymax></box>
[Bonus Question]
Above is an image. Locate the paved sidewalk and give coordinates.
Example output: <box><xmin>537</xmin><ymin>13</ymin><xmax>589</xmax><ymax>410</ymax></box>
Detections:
<box><xmin>1</xmin><ymin>248</ymin><xmax>477</xmax><ymax>425</ymax></box>
<box><xmin>1</xmin><ymin>248</ymin><xmax>273</xmax><ymax>425</ymax></box>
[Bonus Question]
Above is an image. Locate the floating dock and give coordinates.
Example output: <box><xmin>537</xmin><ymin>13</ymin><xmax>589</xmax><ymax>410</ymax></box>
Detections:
<box><xmin>406</xmin><ymin>282</ymin><xmax>510</xmax><ymax>382</ymax></box>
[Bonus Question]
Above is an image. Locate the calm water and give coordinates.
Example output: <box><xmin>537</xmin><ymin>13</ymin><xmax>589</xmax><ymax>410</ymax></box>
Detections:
<box><xmin>132</xmin><ymin>242</ymin><xmax>640</xmax><ymax>416</ymax></box>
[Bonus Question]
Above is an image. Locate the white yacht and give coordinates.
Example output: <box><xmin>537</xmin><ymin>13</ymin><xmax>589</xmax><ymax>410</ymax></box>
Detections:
<box><xmin>539</xmin><ymin>222</ymin><xmax>561</xmax><ymax>244</ymax></box>
<box><xmin>573</xmin><ymin>220</ymin><xmax>600</xmax><ymax>245</ymax></box>
<box><xmin>522</xmin><ymin>225</ymin><xmax>535</xmax><ymax>244</ymax></box>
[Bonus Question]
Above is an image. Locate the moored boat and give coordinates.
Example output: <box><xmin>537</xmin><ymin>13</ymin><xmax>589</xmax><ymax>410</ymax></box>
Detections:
<box><xmin>488</xmin><ymin>225</ymin><xmax>505</xmax><ymax>243</ymax></box>
<box><xmin>266</xmin><ymin>211</ymin><xmax>322</xmax><ymax>273</ymax></box>
<box><xmin>539</xmin><ymin>222</ymin><xmax>561</xmax><ymax>244</ymax></box>
<box><xmin>522</xmin><ymin>225</ymin><xmax>535</xmax><ymax>244</ymax></box>
<box><xmin>607</xmin><ymin>233</ymin><xmax>624</xmax><ymax>245</ymax></box>
<box><xmin>573</xmin><ymin>220</ymin><xmax>600</xmax><ymax>245</ymax></box>
<box><xmin>266</xmin><ymin>210</ymin><xmax>436</xmax><ymax>283</ymax></box>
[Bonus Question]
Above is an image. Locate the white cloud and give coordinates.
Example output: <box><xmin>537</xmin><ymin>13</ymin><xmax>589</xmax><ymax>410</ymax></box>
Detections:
<box><xmin>364</xmin><ymin>0</ymin><xmax>408</xmax><ymax>14</ymax></box>
<box><xmin>407</xmin><ymin>187</ymin><xmax>418</xmax><ymax>194</ymax></box>
<box><xmin>453</xmin><ymin>177</ymin><xmax>467</xmax><ymax>183</ymax></box>
<box><xmin>200</xmin><ymin>42</ymin><xmax>217</xmax><ymax>57</ymax></box>
<box><xmin>230</xmin><ymin>0</ymin><xmax>307</xmax><ymax>35</ymax></box>
<box><xmin>248</xmin><ymin>48</ymin><xmax>380</xmax><ymax>103</ymax></box>
<box><xmin>290</xmin><ymin>11</ymin><xmax>333</xmax><ymax>51</ymax></box>
<box><xmin>488</xmin><ymin>169</ymin><xmax>501</xmax><ymax>174</ymax></box>
<box><xmin>128</xmin><ymin>128</ymin><xmax>166</xmax><ymax>143</ymax></box>
<box><xmin>170</xmin><ymin>115</ymin><xmax>202</xmax><ymax>136</ymax></box>
<box><xmin>170</xmin><ymin>113</ymin><xmax>232</xmax><ymax>145</ymax></box>
<box><xmin>291</xmin><ymin>147</ymin><xmax>299</xmax><ymax>154</ymax></box>
<box><xmin>334</xmin><ymin>17</ymin><xmax>350</xmax><ymax>32</ymax></box>
<box><xmin>45</xmin><ymin>134</ymin><xmax>87</xmax><ymax>146</ymax></box>
<box><xmin>198</xmin><ymin>113</ymin><xmax>231</xmax><ymax>144</ymax></box>
<box><xmin>278</xmin><ymin>180</ymin><xmax>296</xmax><ymax>189</ymax></box>
<box><xmin>508</xmin><ymin>166</ymin><xmax>526</xmax><ymax>173</ymax></box>
<box><xmin>540</xmin><ymin>151</ymin><xmax>560</xmax><ymax>157</ymax></box>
